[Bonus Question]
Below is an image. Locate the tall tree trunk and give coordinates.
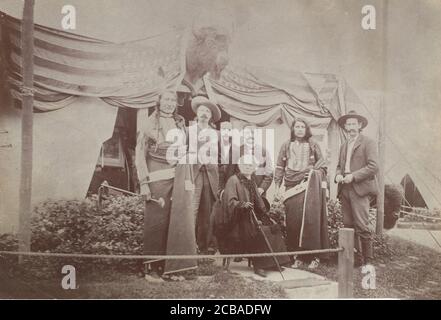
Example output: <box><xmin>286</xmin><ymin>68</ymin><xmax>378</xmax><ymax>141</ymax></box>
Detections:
<box><xmin>18</xmin><ymin>0</ymin><xmax>35</xmax><ymax>262</ymax></box>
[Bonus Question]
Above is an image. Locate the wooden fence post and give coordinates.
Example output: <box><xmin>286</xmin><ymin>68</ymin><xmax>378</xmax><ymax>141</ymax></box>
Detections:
<box><xmin>18</xmin><ymin>0</ymin><xmax>35</xmax><ymax>264</ymax></box>
<box><xmin>338</xmin><ymin>228</ymin><xmax>354</xmax><ymax>298</ymax></box>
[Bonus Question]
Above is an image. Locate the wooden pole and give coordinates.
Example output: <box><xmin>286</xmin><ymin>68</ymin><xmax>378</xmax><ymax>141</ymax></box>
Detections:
<box><xmin>376</xmin><ymin>100</ymin><xmax>385</xmax><ymax>235</ymax></box>
<box><xmin>18</xmin><ymin>0</ymin><xmax>35</xmax><ymax>263</ymax></box>
<box><xmin>376</xmin><ymin>0</ymin><xmax>388</xmax><ymax>236</ymax></box>
<box><xmin>338</xmin><ymin>228</ymin><xmax>354</xmax><ymax>298</ymax></box>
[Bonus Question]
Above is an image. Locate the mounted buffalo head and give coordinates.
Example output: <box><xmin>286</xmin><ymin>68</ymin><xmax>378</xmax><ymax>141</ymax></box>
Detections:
<box><xmin>184</xmin><ymin>21</ymin><xmax>232</xmax><ymax>89</ymax></box>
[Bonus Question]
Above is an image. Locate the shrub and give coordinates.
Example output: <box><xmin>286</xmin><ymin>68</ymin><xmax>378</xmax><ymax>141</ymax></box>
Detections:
<box><xmin>4</xmin><ymin>192</ymin><xmax>396</xmax><ymax>277</ymax></box>
<box><xmin>28</xmin><ymin>195</ymin><xmax>145</xmax><ymax>278</ymax></box>
<box><xmin>0</xmin><ymin>233</ymin><xmax>18</xmax><ymax>252</ymax></box>
<box><xmin>327</xmin><ymin>199</ymin><xmax>345</xmax><ymax>248</ymax></box>
<box><xmin>31</xmin><ymin>195</ymin><xmax>144</xmax><ymax>254</ymax></box>
<box><xmin>269</xmin><ymin>197</ymin><xmax>287</xmax><ymax>236</ymax></box>
<box><xmin>327</xmin><ymin>199</ymin><xmax>394</xmax><ymax>260</ymax></box>
<box><xmin>31</xmin><ymin>198</ymin><xmax>97</xmax><ymax>253</ymax></box>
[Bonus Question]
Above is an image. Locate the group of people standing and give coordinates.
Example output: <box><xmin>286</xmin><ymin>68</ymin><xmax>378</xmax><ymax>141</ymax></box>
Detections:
<box><xmin>135</xmin><ymin>90</ymin><xmax>379</xmax><ymax>281</ymax></box>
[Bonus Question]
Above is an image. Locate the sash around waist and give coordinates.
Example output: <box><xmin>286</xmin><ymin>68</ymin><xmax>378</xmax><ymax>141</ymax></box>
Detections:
<box><xmin>145</xmin><ymin>167</ymin><xmax>176</xmax><ymax>183</ymax></box>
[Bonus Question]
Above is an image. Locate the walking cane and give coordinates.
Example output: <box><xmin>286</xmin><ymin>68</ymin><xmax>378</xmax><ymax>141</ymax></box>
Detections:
<box><xmin>250</xmin><ymin>209</ymin><xmax>285</xmax><ymax>280</ymax></box>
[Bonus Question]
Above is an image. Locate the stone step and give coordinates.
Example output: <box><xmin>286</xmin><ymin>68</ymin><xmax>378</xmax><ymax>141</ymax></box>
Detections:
<box><xmin>226</xmin><ymin>261</ymin><xmax>338</xmax><ymax>299</ymax></box>
<box><xmin>279</xmin><ymin>278</ymin><xmax>332</xmax><ymax>289</ymax></box>
<box><xmin>284</xmin><ymin>281</ymin><xmax>338</xmax><ymax>299</ymax></box>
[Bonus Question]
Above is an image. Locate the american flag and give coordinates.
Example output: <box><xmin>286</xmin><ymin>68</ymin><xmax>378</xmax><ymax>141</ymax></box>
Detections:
<box><xmin>0</xmin><ymin>12</ymin><xmax>186</xmax><ymax>111</ymax></box>
<box><xmin>205</xmin><ymin>64</ymin><xmax>342</xmax><ymax>127</ymax></box>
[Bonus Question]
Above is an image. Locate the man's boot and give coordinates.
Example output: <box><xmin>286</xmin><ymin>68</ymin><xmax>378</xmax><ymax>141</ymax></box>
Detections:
<box><xmin>254</xmin><ymin>266</ymin><xmax>267</xmax><ymax>278</ymax></box>
<box><xmin>361</xmin><ymin>238</ymin><xmax>374</xmax><ymax>266</ymax></box>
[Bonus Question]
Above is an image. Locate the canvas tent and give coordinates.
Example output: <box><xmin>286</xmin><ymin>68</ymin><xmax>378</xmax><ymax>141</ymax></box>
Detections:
<box><xmin>0</xmin><ymin>0</ymin><xmax>241</xmax><ymax>233</ymax></box>
<box><xmin>0</xmin><ymin>4</ymin><xmax>188</xmax><ymax>233</ymax></box>
<box><xmin>401</xmin><ymin>174</ymin><xmax>427</xmax><ymax>208</ymax></box>
<box><xmin>0</xmin><ymin>5</ymin><xmax>362</xmax><ymax>233</ymax></box>
<box><xmin>203</xmin><ymin>63</ymin><xmax>441</xmax><ymax>211</ymax></box>
<box><xmin>1</xmin><ymin>0</ymin><xmax>441</xmax><ymax>235</ymax></box>
<box><xmin>339</xmin><ymin>91</ymin><xmax>441</xmax><ymax>211</ymax></box>
<box><xmin>391</xmin><ymin>161</ymin><xmax>441</xmax><ymax>210</ymax></box>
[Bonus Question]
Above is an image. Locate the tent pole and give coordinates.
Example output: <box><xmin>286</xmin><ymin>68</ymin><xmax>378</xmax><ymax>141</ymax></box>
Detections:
<box><xmin>377</xmin><ymin>98</ymin><xmax>385</xmax><ymax>235</ymax></box>
<box><xmin>376</xmin><ymin>0</ymin><xmax>388</xmax><ymax>236</ymax></box>
<box><xmin>18</xmin><ymin>0</ymin><xmax>35</xmax><ymax>263</ymax></box>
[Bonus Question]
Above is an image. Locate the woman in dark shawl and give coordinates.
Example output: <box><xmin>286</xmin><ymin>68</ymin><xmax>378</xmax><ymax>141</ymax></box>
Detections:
<box><xmin>219</xmin><ymin>155</ymin><xmax>289</xmax><ymax>278</ymax></box>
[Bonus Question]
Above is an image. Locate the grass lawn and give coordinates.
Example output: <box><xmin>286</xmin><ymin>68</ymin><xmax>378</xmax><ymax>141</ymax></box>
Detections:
<box><xmin>311</xmin><ymin>234</ymin><xmax>441</xmax><ymax>299</ymax></box>
<box><xmin>0</xmin><ymin>259</ymin><xmax>285</xmax><ymax>299</ymax></box>
<box><xmin>1</xmin><ymin>234</ymin><xmax>440</xmax><ymax>299</ymax></box>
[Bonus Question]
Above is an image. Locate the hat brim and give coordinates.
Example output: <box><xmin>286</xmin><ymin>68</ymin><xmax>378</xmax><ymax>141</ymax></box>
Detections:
<box><xmin>191</xmin><ymin>98</ymin><xmax>221</xmax><ymax>123</ymax></box>
<box><xmin>337</xmin><ymin>114</ymin><xmax>368</xmax><ymax>129</ymax></box>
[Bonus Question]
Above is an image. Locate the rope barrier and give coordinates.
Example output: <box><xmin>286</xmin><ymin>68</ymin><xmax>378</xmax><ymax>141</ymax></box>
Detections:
<box><xmin>401</xmin><ymin>205</ymin><xmax>431</xmax><ymax>210</ymax></box>
<box><xmin>399</xmin><ymin>210</ymin><xmax>441</xmax><ymax>221</ymax></box>
<box><xmin>19</xmin><ymin>85</ymin><xmax>35</xmax><ymax>97</ymax></box>
<box><xmin>0</xmin><ymin>248</ymin><xmax>343</xmax><ymax>260</ymax></box>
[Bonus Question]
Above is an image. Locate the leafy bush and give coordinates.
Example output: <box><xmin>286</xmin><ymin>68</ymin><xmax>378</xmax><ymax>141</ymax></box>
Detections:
<box><xmin>327</xmin><ymin>199</ymin><xmax>345</xmax><ymax>248</ymax></box>
<box><xmin>31</xmin><ymin>195</ymin><xmax>144</xmax><ymax>254</ymax></box>
<box><xmin>269</xmin><ymin>197</ymin><xmax>287</xmax><ymax>236</ymax></box>
<box><xmin>327</xmin><ymin>199</ymin><xmax>393</xmax><ymax>260</ymax></box>
<box><xmin>0</xmin><ymin>233</ymin><xmax>18</xmax><ymax>252</ymax></box>
<box><xmin>27</xmin><ymin>195</ymin><xmax>145</xmax><ymax>278</ymax></box>
<box><xmin>31</xmin><ymin>198</ymin><xmax>97</xmax><ymax>253</ymax></box>
<box><xmin>2</xmin><ymin>193</ymin><xmax>397</xmax><ymax>278</ymax></box>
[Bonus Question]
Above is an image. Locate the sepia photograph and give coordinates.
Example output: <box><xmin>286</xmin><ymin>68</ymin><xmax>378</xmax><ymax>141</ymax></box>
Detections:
<box><xmin>0</xmin><ymin>0</ymin><xmax>440</xmax><ymax>304</ymax></box>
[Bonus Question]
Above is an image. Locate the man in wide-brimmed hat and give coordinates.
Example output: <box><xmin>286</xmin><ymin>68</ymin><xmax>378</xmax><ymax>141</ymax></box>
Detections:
<box><xmin>191</xmin><ymin>95</ymin><xmax>222</xmax><ymax>123</ymax></box>
<box><xmin>189</xmin><ymin>95</ymin><xmax>221</xmax><ymax>255</ymax></box>
<box><xmin>335</xmin><ymin>110</ymin><xmax>378</xmax><ymax>267</ymax></box>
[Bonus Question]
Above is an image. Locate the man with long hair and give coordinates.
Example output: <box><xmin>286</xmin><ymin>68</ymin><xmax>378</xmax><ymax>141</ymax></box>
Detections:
<box><xmin>135</xmin><ymin>90</ymin><xmax>196</xmax><ymax>281</ymax></box>
<box><xmin>274</xmin><ymin>118</ymin><xmax>329</xmax><ymax>269</ymax></box>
